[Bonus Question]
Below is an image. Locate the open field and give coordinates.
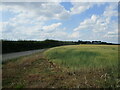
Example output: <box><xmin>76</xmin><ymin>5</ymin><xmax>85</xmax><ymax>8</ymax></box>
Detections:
<box><xmin>2</xmin><ymin>45</ymin><xmax>120</xmax><ymax>88</ymax></box>
<box><xmin>44</xmin><ymin>45</ymin><xmax>118</xmax><ymax>70</ymax></box>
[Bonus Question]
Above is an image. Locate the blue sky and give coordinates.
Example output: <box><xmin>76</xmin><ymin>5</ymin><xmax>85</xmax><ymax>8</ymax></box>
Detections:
<box><xmin>0</xmin><ymin>2</ymin><xmax>119</xmax><ymax>43</ymax></box>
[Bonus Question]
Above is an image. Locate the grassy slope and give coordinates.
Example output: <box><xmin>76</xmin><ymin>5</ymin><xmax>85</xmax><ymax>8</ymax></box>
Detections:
<box><xmin>3</xmin><ymin>50</ymin><xmax>72</xmax><ymax>88</ymax></box>
<box><xmin>44</xmin><ymin>45</ymin><xmax>118</xmax><ymax>70</ymax></box>
<box><xmin>44</xmin><ymin>45</ymin><xmax>119</xmax><ymax>87</ymax></box>
<box><xmin>2</xmin><ymin>45</ymin><xmax>120</xmax><ymax>88</ymax></box>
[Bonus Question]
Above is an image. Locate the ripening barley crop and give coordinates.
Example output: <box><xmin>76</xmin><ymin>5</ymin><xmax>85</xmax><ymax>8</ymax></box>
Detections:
<box><xmin>44</xmin><ymin>45</ymin><xmax>118</xmax><ymax>70</ymax></box>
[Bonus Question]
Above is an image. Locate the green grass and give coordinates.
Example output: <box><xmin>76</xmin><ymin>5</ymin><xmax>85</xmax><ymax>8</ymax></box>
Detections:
<box><xmin>44</xmin><ymin>45</ymin><xmax>119</xmax><ymax>87</ymax></box>
<box><xmin>44</xmin><ymin>45</ymin><xmax>118</xmax><ymax>70</ymax></box>
<box><xmin>2</xmin><ymin>45</ymin><xmax>119</xmax><ymax>88</ymax></box>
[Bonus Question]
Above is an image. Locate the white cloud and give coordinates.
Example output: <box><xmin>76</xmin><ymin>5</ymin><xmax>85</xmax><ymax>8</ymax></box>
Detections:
<box><xmin>73</xmin><ymin>14</ymin><xmax>107</xmax><ymax>32</ymax></box>
<box><xmin>1</xmin><ymin>2</ymin><xmax>71</xmax><ymax>40</ymax></box>
<box><xmin>0</xmin><ymin>22</ymin><xmax>2</xmax><ymax>32</ymax></box>
<box><xmin>104</xmin><ymin>29</ymin><xmax>118</xmax><ymax>38</ymax></box>
<box><xmin>42</xmin><ymin>23</ymin><xmax>62</xmax><ymax>32</ymax></box>
<box><xmin>73</xmin><ymin>3</ymin><xmax>118</xmax><ymax>43</ymax></box>
<box><xmin>70</xmin><ymin>31</ymin><xmax>80</xmax><ymax>39</ymax></box>
<box><xmin>103</xmin><ymin>3</ymin><xmax>118</xmax><ymax>18</ymax></box>
<box><xmin>1</xmin><ymin>0</ymin><xmax>120</xmax><ymax>2</ymax></box>
<box><xmin>0</xmin><ymin>22</ymin><xmax>2</xmax><ymax>39</ymax></box>
<box><xmin>70</xmin><ymin>2</ymin><xmax>94</xmax><ymax>15</ymax></box>
<box><xmin>70</xmin><ymin>2</ymin><xmax>106</xmax><ymax>15</ymax></box>
<box><xmin>2</xmin><ymin>21</ymin><xmax>66</xmax><ymax>40</ymax></box>
<box><xmin>1</xmin><ymin>2</ymin><xmax>118</xmax><ymax>43</ymax></box>
<box><xmin>74</xmin><ymin>3</ymin><xmax>118</xmax><ymax>32</ymax></box>
<box><xmin>103</xmin><ymin>30</ymin><xmax>118</xmax><ymax>43</ymax></box>
<box><xmin>1</xmin><ymin>2</ymin><xmax>70</xmax><ymax>21</ymax></box>
<box><xmin>107</xmin><ymin>32</ymin><xmax>117</xmax><ymax>36</ymax></box>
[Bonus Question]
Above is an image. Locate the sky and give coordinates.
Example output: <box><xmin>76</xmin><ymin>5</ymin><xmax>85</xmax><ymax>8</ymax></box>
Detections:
<box><xmin>0</xmin><ymin>2</ymin><xmax>119</xmax><ymax>43</ymax></box>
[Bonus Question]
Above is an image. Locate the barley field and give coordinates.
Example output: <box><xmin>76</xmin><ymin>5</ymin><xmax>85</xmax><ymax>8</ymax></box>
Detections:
<box><xmin>3</xmin><ymin>45</ymin><xmax>119</xmax><ymax>88</ymax></box>
<box><xmin>43</xmin><ymin>45</ymin><xmax>119</xmax><ymax>87</ymax></box>
<box><xmin>44</xmin><ymin>45</ymin><xmax>118</xmax><ymax>70</ymax></box>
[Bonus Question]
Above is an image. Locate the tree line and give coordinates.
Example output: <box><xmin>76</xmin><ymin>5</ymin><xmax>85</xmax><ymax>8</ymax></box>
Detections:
<box><xmin>2</xmin><ymin>39</ymin><xmax>115</xmax><ymax>54</ymax></box>
<box><xmin>2</xmin><ymin>39</ymin><xmax>76</xmax><ymax>54</ymax></box>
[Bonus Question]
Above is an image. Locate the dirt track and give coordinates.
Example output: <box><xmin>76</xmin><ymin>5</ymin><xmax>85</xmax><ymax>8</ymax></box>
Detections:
<box><xmin>2</xmin><ymin>49</ymin><xmax>45</xmax><ymax>61</ymax></box>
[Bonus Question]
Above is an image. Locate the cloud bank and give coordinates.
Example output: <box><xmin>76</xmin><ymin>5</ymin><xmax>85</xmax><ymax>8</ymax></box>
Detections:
<box><xmin>0</xmin><ymin>2</ymin><xmax>118</xmax><ymax>43</ymax></box>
